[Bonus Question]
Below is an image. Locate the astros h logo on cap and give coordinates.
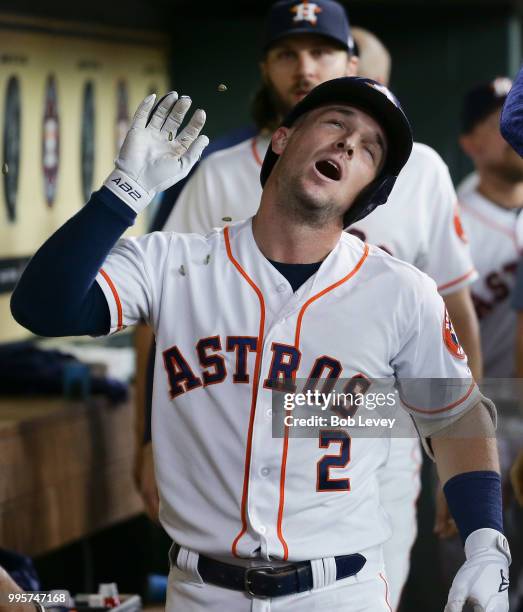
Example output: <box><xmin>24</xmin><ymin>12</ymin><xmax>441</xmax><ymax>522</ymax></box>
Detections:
<box><xmin>262</xmin><ymin>0</ymin><xmax>355</xmax><ymax>55</ymax></box>
<box><xmin>291</xmin><ymin>1</ymin><xmax>323</xmax><ymax>25</ymax></box>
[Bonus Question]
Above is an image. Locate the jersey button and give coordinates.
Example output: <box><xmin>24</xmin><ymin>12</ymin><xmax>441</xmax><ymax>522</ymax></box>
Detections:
<box><xmin>265</xmin><ymin>408</ymin><xmax>273</xmax><ymax>418</ymax></box>
<box><xmin>276</xmin><ymin>283</ymin><xmax>286</xmax><ymax>293</ymax></box>
<box><xmin>260</xmin><ymin>467</ymin><xmax>270</xmax><ymax>477</ymax></box>
<box><xmin>258</xmin><ymin>525</ymin><xmax>267</xmax><ymax>535</ymax></box>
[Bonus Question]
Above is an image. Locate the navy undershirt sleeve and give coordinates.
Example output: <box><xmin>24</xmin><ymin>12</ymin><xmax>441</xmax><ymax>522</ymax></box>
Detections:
<box><xmin>11</xmin><ymin>187</ymin><xmax>136</xmax><ymax>337</ymax></box>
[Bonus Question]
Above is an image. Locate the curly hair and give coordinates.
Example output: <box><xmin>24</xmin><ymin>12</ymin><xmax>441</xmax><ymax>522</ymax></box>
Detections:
<box><xmin>250</xmin><ymin>82</ymin><xmax>281</xmax><ymax>133</ymax></box>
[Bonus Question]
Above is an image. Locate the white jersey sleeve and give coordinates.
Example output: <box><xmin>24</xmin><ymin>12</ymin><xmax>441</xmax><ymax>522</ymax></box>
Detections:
<box><xmin>416</xmin><ymin>146</ymin><xmax>477</xmax><ymax>294</ymax></box>
<box><xmin>162</xmin><ymin>160</ymin><xmax>215</xmax><ymax>234</ymax></box>
<box><xmin>391</xmin><ymin>273</ymin><xmax>486</xmax><ymax>427</ymax></box>
<box><xmin>95</xmin><ymin>232</ymin><xmax>172</xmax><ymax>334</ymax></box>
<box><xmin>161</xmin><ymin>136</ymin><xmax>267</xmax><ymax>235</ymax></box>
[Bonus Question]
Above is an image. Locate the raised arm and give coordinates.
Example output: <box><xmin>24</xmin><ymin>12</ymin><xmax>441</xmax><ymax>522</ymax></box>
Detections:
<box><xmin>11</xmin><ymin>92</ymin><xmax>208</xmax><ymax>337</ymax></box>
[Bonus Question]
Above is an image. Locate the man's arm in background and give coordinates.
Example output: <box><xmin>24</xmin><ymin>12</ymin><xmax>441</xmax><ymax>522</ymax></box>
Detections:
<box><xmin>134</xmin><ymin>324</ymin><xmax>159</xmax><ymax>522</ymax></box>
<box><xmin>0</xmin><ymin>566</ymin><xmax>38</xmax><ymax>612</ymax></box>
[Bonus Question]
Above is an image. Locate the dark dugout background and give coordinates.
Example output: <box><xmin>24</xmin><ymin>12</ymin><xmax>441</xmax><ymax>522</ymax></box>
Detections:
<box><xmin>2</xmin><ymin>0</ymin><xmax>519</xmax><ymax>184</ymax></box>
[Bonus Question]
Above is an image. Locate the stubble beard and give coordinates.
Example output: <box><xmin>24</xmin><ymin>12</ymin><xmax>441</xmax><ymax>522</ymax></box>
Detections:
<box><xmin>492</xmin><ymin>158</ymin><xmax>523</xmax><ymax>184</ymax></box>
<box><xmin>265</xmin><ymin>76</ymin><xmax>314</xmax><ymax>120</ymax></box>
<box><xmin>275</xmin><ymin>170</ymin><xmax>342</xmax><ymax>228</ymax></box>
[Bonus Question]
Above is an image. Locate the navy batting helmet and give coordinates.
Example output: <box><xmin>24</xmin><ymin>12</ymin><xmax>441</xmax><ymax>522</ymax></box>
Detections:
<box><xmin>259</xmin><ymin>76</ymin><xmax>413</xmax><ymax>228</ymax></box>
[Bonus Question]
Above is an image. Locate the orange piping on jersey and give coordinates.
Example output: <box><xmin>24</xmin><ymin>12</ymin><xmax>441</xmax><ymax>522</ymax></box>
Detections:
<box><xmin>401</xmin><ymin>380</ymin><xmax>476</xmax><ymax>414</ymax></box>
<box><xmin>294</xmin><ymin>244</ymin><xmax>370</xmax><ymax>347</ymax></box>
<box><xmin>224</xmin><ymin>226</ymin><xmax>267</xmax><ymax>557</ymax></box>
<box><xmin>276</xmin><ymin>243</ymin><xmax>370</xmax><ymax>560</ymax></box>
<box><xmin>460</xmin><ymin>201</ymin><xmax>519</xmax><ymax>251</ymax></box>
<box><xmin>251</xmin><ymin>136</ymin><xmax>263</xmax><ymax>167</ymax></box>
<box><xmin>379</xmin><ymin>573</ymin><xmax>393</xmax><ymax>612</ymax></box>
<box><xmin>437</xmin><ymin>267</ymin><xmax>476</xmax><ymax>292</ymax></box>
<box><xmin>99</xmin><ymin>268</ymin><xmax>123</xmax><ymax>331</ymax></box>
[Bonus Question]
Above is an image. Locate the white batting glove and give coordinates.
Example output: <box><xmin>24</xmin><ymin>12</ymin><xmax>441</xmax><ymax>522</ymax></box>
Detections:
<box><xmin>104</xmin><ymin>91</ymin><xmax>209</xmax><ymax>213</ymax></box>
<box><xmin>445</xmin><ymin>528</ymin><xmax>511</xmax><ymax>612</ymax></box>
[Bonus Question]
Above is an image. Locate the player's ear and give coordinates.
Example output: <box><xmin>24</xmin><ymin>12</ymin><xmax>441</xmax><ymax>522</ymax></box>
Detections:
<box><xmin>346</xmin><ymin>54</ymin><xmax>359</xmax><ymax>77</ymax></box>
<box><xmin>271</xmin><ymin>127</ymin><xmax>290</xmax><ymax>154</ymax></box>
<box><xmin>459</xmin><ymin>133</ymin><xmax>477</xmax><ymax>159</ymax></box>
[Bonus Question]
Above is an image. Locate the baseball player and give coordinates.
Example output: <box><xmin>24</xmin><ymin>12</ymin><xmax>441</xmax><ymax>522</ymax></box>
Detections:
<box><xmin>458</xmin><ymin>77</ymin><xmax>522</xmax><ymax>378</ymax></box>
<box><xmin>136</xmin><ymin>5</ymin><xmax>482</xmax><ymax>608</ymax></box>
<box><xmin>11</xmin><ymin>78</ymin><xmax>509</xmax><ymax>612</ymax></box>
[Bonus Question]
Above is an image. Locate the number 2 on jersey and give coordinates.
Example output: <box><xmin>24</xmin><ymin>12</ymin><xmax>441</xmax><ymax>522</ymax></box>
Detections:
<box><xmin>317</xmin><ymin>430</ymin><xmax>351</xmax><ymax>491</ymax></box>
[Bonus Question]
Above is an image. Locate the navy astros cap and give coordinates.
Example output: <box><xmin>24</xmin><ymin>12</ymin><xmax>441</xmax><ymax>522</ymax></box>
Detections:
<box><xmin>461</xmin><ymin>77</ymin><xmax>512</xmax><ymax>134</ymax></box>
<box><xmin>260</xmin><ymin>76</ymin><xmax>413</xmax><ymax>187</ymax></box>
<box><xmin>263</xmin><ymin>0</ymin><xmax>355</xmax><ymax>55</ymax></box>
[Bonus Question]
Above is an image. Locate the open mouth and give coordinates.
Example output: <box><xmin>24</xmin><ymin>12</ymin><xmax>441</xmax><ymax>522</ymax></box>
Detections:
<box><xmin>315</xmin><ymin>159</ymin><xmax>341</xmax><ymax>181</ymax></box>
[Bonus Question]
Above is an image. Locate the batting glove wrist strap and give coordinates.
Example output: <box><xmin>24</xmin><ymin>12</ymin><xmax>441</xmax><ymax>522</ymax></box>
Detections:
<box><xmin>445</xmin><ymin>528</ymin><xmax>511</xmax><ymax>612</ymax></box>
<box><xmin>465</xmin><ymin>528</ymin><xmax>511</xmax><ymax>565</ymax></box>
<box><xmin>104</xmin><ymin>169</ymin><xmax>150</xmax><ymax>214</ymax></box>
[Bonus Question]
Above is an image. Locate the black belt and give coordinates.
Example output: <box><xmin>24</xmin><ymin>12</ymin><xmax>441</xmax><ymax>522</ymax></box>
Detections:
<box><xmin>170</xmin><ymin>543</ymin><xmax>366</xmax><ymax>598</ymax></box>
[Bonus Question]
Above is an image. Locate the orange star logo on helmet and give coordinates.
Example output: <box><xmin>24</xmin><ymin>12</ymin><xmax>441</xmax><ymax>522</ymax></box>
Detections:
<box><xmin>443</xmin><ymin>308</ymin><xmax>465</xmax><ymax>360</ymax></box>
<box><xmin>290</xmin><ymin>1</ymin><xmax>322</xmax><ymax>25</ymax></box>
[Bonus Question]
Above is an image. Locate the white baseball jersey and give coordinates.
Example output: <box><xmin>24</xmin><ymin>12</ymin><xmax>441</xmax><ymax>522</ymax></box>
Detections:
<box><xmin>96</xmin><ymin>221</ymin><xmax>480</xmax><ymax>561</ymax></box>
<box><xmin>164</xmin><ymin>137</ymin><xmax>476</xmax><ymax>295</ymax></box>
<box><xmin>458</xmin><ymin>184</ymin><xmax>522</xmax><ymax>377</ymax></box>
